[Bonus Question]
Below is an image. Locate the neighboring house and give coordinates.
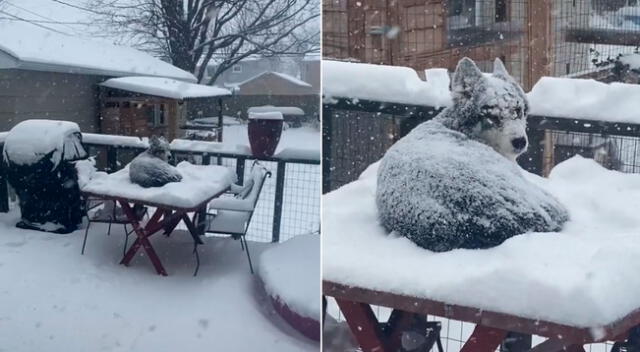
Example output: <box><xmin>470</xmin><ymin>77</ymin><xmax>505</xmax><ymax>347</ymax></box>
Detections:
<box><xmin>203</xmin><ymin>56</ymin><xmax>293</xmax><ymax>86</ymax></box>
<box><xmin>0</xmin><ymin>21</ymin><xmax>228</xmax><ymax>140</ymax></box>
<box><xmin>300</xmin><ymin>54</ymin><xmax>321</xmax><ymax>93</ymax></box>
<box><xmin>323</xmin><ymin>0</ymin><xmax>640</xmax><ymax>91</ymax></box>
<box><xmin>223</xmin><ymin>71</ymin><xmax>319</xmax><ymax>123</ymax></box>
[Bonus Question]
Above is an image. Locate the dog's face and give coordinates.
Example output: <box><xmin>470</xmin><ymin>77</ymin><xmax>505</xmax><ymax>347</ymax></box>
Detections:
<box><xmin>148</xmin><ymin>135</ymin><xmax>172</xmax><ymax>161</ymax></box>
<box><xmin>450</xmin><ymin>58</ymin><xmax>529</xmax><ymax>161</ymax></box>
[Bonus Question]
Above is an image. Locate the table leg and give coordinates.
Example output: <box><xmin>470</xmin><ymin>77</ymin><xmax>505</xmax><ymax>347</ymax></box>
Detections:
<box><xmin>119</xmin><ymin>202</ymin><xmax>168</xmax><ymax>276</ymax></box>
<box><xmin>460</xmin><ymin>325</ymin><xmax>509</xmax><ymax>352</ymax></box>
<box><xmin>182</xmin><ymin>214</ymin><xmax>205</xmax><ymax>245</ymax></box>
<box><xmin>335</xmin><ymin>298</ymin><xmax>390</xmax><ymax>352</ymax></box>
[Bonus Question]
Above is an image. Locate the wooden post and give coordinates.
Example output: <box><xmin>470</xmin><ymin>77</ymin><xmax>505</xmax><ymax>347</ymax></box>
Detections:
<box><xmin>526</xmin><ymin>0</ymin><xmax>553</xmax><ymax>91</ymax></box>
<box><xmin>271</xmin><ymin>161</ymin><xmax>286</xmax><ymax>243</ymax></box>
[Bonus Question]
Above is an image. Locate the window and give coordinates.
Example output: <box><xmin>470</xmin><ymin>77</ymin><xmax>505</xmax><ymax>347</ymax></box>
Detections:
<box><xmin>232</xmin><ymin>64</ymin><xmax>242</xmax><ymax>73</ymax></box>
<box><xmin>148</xmin><ymin>103</ymin><xmax>168</xmax><ymax>127</ymax></box>
<box><xmin>495</xmin><ymin>0</ymin><xmax>508</xmax><ymax>23</ymax></box>
<box><xmin>448</xmin><ymin>0</ymin><xmax>476</xmax><ymax>29</ymax></box>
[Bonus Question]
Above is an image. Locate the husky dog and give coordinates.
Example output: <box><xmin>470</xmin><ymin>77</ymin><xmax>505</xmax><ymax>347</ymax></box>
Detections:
<box><xmin>376</xmin><ymin>58</ymin><xmax>569</xmax><ymax>252</ymax></box>
<box><xmin>129</xmin><ymin>135</ymin><xmax>182</xmax><ymax>188</ymax></box>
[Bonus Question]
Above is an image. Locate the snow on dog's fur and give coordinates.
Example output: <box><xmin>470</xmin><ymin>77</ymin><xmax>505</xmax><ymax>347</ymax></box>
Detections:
<box><xmin>376</xmin><ymin>58</ymin><xmax>569</xmax><ymax>252</ymax></box>
<box><xmin>129</xmin><ymin>135</ymin><xmax>182</xmax><ymax>188</ymax></box>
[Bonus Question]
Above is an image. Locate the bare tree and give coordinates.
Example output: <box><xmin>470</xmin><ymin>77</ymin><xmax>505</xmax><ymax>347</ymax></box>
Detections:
<box><xmin>86</xmin><ymin>0</ymin><xmax>319</xmax><ymax>84</ymax></box>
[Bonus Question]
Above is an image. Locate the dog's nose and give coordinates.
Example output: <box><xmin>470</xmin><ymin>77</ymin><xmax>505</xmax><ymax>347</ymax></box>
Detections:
<box><xmin>511</xmin><ymin>137</ymin><xmax>527</xmax><ymax>150</ymax></box>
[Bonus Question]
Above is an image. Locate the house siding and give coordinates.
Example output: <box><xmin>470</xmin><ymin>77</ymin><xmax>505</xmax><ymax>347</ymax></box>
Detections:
<box><xmin>0</xmin><ymin>69</ymin><xmax>102</xmax><ymax>132</ymax></box>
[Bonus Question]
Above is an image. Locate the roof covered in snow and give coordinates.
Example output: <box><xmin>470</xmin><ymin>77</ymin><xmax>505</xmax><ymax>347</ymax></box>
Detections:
<box><xmin>248</xmin><ymin>106</ymin><xmax>305</xmax><ymax>116</ymax></box>
<box><xmin>232</xmin><ymin>71</ymin><xmax>312</xmax><ymax>88</ymax></box>
<box><xmin>100</xmin><ymin>76</ymin><xmax>231</xmax><ymax>100</ymax></box>
<box><xmin>0</xmin><ymin>22</ymin><xmax>196</xmax><ymax>82</ymax></box>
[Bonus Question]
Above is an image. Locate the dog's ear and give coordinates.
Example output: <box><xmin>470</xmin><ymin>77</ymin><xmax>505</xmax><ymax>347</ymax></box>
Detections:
<box><xmin>493</xmin><ymin>58</ymin><xmax>510</xmax><ymax>78</ymax></box>
<box><xmin>452</xmin><ymin>57</ymin><xmax>484</xmax><ymax>98</ymax></box>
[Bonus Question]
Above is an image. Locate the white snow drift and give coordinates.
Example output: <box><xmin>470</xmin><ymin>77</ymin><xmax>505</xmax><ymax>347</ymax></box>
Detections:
<box><xmin>324</xmin><ymin>156</ymin><xmax>640</xmax><ymax>329</ymax></box>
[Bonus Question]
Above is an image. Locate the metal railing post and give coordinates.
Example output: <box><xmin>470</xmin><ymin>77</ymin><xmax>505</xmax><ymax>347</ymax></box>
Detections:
<box><xmin>107</xmin><ymin>145</ymin><xmax>118</xmax><ymax>172</ymax></box>
<box><xmin>236</xmin><ymin>156</ymin><xmax>246</xmax><ymax>185</ymax></box>
<box><xmin>0</xmin><ymin>144</ymin><xmax>8</xmax><ymax>213</ymax></box>
<box><xmin>271</xmin><ymin>160</ymin><xmax>286</xmax><ymax>242</ymax></box>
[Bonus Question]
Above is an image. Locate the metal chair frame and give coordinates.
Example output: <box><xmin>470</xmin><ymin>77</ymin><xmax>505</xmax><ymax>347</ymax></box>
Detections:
<box><xmin>203</xmin><ymin>161</ymin><xmax>272</xmax><ymax>274</ymax></box>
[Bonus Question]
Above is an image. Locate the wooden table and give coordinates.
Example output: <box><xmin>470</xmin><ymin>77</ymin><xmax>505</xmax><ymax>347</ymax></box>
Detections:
<box><xmin>81</xmin><ymin>163</ymin><xmax>234</xmax><ymax>276</ymax></box>
<box><xmin>324</xmin><ymin>280</ymin><xmax>640</xmax><ymax>352</ymax></box>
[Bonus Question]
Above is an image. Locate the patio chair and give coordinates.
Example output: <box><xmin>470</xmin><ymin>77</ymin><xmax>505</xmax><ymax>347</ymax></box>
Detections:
<box><xmin>203</xmin><ymin>161</ymin><xmax>271</xmax><ymax>274</ymax></box>
<box><xmin>81</xmin><ymin>198</ymin><xmax>147</xmax><ymax>255</ymax></box>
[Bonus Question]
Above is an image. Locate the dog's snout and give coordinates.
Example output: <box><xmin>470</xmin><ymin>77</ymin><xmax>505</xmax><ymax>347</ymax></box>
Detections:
<box><xmin>511</xmin><ymin>137</ymin><xmax>527</xmax><ymax>150</ymax></box>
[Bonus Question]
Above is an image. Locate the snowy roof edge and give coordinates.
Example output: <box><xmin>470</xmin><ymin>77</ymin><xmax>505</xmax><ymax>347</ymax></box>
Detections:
<box><xmin>0</xmin><ymin>49</ymin><xmax>197</xmax><ymax>83</ymax></box>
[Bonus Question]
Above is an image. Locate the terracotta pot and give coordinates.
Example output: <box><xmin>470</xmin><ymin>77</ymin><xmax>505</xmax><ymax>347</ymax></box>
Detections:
<box><xmin>247</xmin><ymin>112</ymin><xmax>283</xmax><ymax>157</ymax></box>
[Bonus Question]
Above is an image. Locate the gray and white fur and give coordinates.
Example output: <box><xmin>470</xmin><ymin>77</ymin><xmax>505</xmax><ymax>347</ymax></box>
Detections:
<box><xmin>376</xmin><ymin>58</ymin><xmax>569</xmax><ymax>252</ymax></box>
<box><xmin>129</xmin><ymin>135</ymin><xmax>182</xmax><ymax>188</ymax></box>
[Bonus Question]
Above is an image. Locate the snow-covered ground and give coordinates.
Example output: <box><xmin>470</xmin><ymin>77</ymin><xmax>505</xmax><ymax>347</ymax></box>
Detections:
<box><xmin>0</xmin><ymin>210</ymin><xmax>318</xmax><ymax>351</ymax></box>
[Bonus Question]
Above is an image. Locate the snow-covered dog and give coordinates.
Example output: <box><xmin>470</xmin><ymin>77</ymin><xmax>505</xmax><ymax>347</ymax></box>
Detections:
<box><xmin>129</xmin><ymin>135</ymin><xmax>182</xmax><ymax>188</ymax></box>
<box><xmin>376</xmin><ymin>58</ymin><xmax>569</xmax><ymax>252</ymax></box>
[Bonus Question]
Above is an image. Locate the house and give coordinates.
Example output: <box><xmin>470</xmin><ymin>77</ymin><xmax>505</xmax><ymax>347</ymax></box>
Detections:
<box><xmin>323</xmin><ymin>0</ymin><xmax>640</xmax><ymax>91</ymax></box>
<box><xmin>222</xmin><ymin>71</ymin><xmax>320</xmax><ymax>123</ymax></box>
<box><xmin>203</xmin><ymin>56</ymin><xmax>298</xmax><ymax>86</ymax></box>
<box><xmin>0</xmin><ymin>21</ymin><xmax>229</xmax><ymax>140</ymax></box>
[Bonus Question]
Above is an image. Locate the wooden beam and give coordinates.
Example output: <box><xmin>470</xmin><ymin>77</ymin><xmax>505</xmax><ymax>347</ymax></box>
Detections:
<box><xmin>565</xmin><ymin>28</ymin><xmax>640</xmax><ymax>46</ymax></box>
<box><xmin>527</xmin><ymin>0</ymin><xmax>552</xmax><ymax>90</ymax></box>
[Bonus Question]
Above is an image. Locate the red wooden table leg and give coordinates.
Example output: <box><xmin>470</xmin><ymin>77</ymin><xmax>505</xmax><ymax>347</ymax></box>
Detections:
<box><xmin>460</xmin><ymin>325</ymin><xmax>509</xmax><ymax>352</ymax></box>
<box><xmin>335</xmin><ymin>298</ymin><xmax>390</xmax><ymax>352</ymax></box>
<box><xmin>119</xmin><ymin>202</ymin><xmax>168</xmax><ymax>276</ymax></box>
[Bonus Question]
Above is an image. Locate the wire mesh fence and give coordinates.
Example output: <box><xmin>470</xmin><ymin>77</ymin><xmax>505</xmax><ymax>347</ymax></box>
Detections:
<box><xmin>325</xmin><ymin>298</ymin><xmax>618</xmax><ymax>352</ymax></box>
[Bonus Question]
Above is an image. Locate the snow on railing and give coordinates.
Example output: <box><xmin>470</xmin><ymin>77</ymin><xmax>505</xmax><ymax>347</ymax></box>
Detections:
<box><xmin>324</xmin><ymin>60</ymin><xmax>640</xmax><ymax>125</ymax></box>
<box><xmin>0</xmin><ymin>132</ymin><xmax>320</xmax><ymax>243</ymax></box>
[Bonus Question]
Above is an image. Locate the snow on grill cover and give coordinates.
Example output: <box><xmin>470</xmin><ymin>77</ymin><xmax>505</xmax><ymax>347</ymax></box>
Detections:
<box><xmin>3</xmin><ymin>120</ymin><xmax>88</xmax><ymax>233</ymax></box>
<box><xmin>3</xmin><ymin>120</ymin><xmax>86</xmax><ymax>168</ymax></box>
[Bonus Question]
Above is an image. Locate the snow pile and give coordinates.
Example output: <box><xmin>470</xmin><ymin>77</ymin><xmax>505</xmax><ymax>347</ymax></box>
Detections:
<box><xmin>170</xmin><ymin>139</ymin><xmax>247</xmax><ymax>155</ymax></box>
<box><xmin>248</xmin><ymin>106</ymin><xmax>305</xmax><ymax>116</ymax></box>
<box><xmin>100</xmin><ymin>77</ymin><xmax>230</xmax><ymax>100</ymax></box>
<box><xmin>528</xmin><ymin>77</ymin><xmax>640</xmax><ymax>123</ymax></box>
<box><xmin>82</xmin><ymin>134</ymin><xmax>149</xmax><ymax>148</ymax></box>
<box><xmin>322</xmin><ymin>60</ymin><xmax>452</xmax><ymax>107</ymax></box>
<box><xmin>377</xmin><ymin>119</ymin><xmax>567</xmax><ymax>252</ymax></box>
<box><xmin>3</xmin><ymin>120</ymin><xmax>85</xmax><ymax>167</ymax></box>
<box><xmin>324</xmin><ymin>156</ymin><xmax>640</xmax><ymax>328</ymax></box>
<box><xmin>0</xmin><ymin>21</ymin><xmax>195</xmax><ymax>82</ymax></box>
<box><xmin>249</xmin><ymin>111</ymin><xmax>284</xmax><ymax>120</ymax></box>
<box><xmin>259</xmin><ymin>234</ymin><xmax>320</xmax><ymax>320</ymax></box>
<box><xmin>82</xmin><ymin>162</ymin><xmax>235</xmax><ymax>209</ymax></box>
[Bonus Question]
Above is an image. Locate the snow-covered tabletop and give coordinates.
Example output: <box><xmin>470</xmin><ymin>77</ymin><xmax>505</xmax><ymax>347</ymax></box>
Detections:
<box><xmin>323</xmin><ymin>156</ymin><xmax>640</xmax><ymax>329</ymax></box>
<box><xmin>81</xmin><ymin>162</ymin><xmax>235</xmax><ymax>210</ymax></box>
